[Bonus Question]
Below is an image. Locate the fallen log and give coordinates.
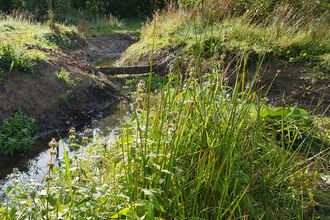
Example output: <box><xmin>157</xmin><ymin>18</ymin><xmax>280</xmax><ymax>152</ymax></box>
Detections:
<box><xmin>96</xmin><ymin>62</ymin><xmax>168</xmax><ymax>76</ymax></box>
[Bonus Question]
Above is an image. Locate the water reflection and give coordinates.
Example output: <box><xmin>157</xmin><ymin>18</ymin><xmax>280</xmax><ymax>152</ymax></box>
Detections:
<box><xmin>0</xmin><ymin>101</ymin><xmax>133</xmax><ymax>201</ymax></box>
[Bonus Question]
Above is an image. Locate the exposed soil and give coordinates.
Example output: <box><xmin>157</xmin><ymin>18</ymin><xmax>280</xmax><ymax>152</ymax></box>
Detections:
<box><xmin>126</xmin><ymin>48</ymin><xmax>330</xmax><ymax>116</ymax></box>
<box><xmin>0</xmin><ymin>33</ymin><xmax>139</xmax><ymax>137</ymax></box>
<box><xmin>259</xmin><ymin>63</ymin><xmax>330</xmax><ymax>115</ymax></box>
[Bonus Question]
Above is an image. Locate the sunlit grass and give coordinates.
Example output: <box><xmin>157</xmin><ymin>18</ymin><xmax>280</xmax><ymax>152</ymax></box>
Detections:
<box><xmin>121</xmin><ymin>3</ymin><xmax>330</xmax><ymax>72</ymax></box>
<box><xmin>1</xmin><ymin>2</ymin><xmax>330</xmax><ymax>219</ymax></box>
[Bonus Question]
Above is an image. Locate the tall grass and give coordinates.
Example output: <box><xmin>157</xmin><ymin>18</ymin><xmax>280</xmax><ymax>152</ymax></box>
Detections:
<box><xmin>84</xmin><ymin>14</ymin><xmax>125</xmax><ymax>32</ymax></box>
<box><xmin>121</xmin><ymin>1</ymin><xmax>330</xmax><ymax>73</ymax></box>
<box><xmin>1</xmin><ymin>4</ymin><xmax>330</xmax><ymax>220</ymax></box>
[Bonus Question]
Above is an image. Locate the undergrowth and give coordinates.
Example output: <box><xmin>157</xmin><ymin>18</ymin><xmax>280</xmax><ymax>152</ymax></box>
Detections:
<box><xmin>0</xmin><ymin>14</ymin><xmax>83</xmax><ymax>75</ymax></box>
<box><xmin>0</xmin><ymin>109</ymin><xmax>38</xmax><ymax>156</ymax></box>
<box><xmin>2</xmin><ymin>24</ymin><xmax>330</xmax><ymax>220</ymax></box>
<box><xmin>1</xmin><ymin>2</ymin><xmax>330</xmax><ymax>219</ymax></box>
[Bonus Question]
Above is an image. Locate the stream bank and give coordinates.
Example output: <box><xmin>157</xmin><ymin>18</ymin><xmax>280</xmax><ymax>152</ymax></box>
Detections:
<box><xmin>0</xmin><ymin>33</ymin><xmax>139</xmax><ymax>138</ymax></box>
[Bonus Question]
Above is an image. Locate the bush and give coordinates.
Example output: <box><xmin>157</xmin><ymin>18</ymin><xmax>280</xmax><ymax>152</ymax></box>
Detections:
<box><xmin>0</xmin><ymin>110</ymin><xmax>39</xmax><ymax>156</ymax></box>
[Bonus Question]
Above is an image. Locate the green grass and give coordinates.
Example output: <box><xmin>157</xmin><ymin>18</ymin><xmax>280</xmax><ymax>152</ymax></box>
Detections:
<box><xmin>2</xmin><ymin>22</ymin><xmax>330</xmax><ymax>218</ymax></box>
<box><xmin>2</xmin><ymin>3</ymin><xmax>330</xmax><ymax>219</ymax></box>
<box><xmin>120</xmin><ymin>4</ymin><xmax>330</xmax><ymax>72</ymax></box>
<box><xmin>0</xmin><ymin>15</ymin><xmax>83</xmax><ymax>75</ymax></box>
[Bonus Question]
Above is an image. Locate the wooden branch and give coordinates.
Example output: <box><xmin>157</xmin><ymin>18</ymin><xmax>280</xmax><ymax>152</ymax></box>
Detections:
<box><xmin>96</xmin><ymin>62</ymin><xmax>168</xmax><ymax>76</ymax></box>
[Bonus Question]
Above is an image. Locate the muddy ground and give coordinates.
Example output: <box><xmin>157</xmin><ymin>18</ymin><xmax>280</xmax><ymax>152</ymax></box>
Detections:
<box><xmin>0</xmin><ymin>33</ymin><xmax>139</xmax><ymax>136</ymax></box>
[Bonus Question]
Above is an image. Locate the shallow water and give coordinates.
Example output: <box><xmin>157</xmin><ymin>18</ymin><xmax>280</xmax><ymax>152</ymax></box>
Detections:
<box><xmin>92</xmin><ymin>53</ymin><xmax>121</xmax><ymax>67</ymax></box>
<box><xmin>0</xmin><ymin>100</ymin><xmax>133</xmax><ymax>201</ymax></box>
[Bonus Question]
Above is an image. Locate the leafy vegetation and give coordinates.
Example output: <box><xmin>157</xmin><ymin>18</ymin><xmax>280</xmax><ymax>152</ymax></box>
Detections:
<box><xmin>2</xmin><ymin>55</ymin><xmax>329</xmax><ymax>218</ymax></box>
<box><xmin>55</xmin><ymin>67</ymin><xmax>75</xmax><ymax>89</ymax></box>
<box><xmin>0</xmin><ymin>109</ymin><xmax>38</xmax><ymax>156</ymax></box>
<box><xmin>0</xmin><ymin>41</ymin><xmax>44</xmax><ymax>75</ymax></box>
<box><xmin>124</xmin><ymin>74</ymin><xmax>167</xmax><ymax>92</ymax></box>
<box><xmin>1</xmin><ymin>0</ymin><xmax>330</xmax><ymax>219</ymax></box>
<box><xmin>0</xmin><ymin>0</ymin><xmax>166</xmax><ymax>19</ymax></box>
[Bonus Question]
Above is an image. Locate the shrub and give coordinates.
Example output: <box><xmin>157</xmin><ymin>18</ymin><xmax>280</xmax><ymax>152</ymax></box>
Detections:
<box><xmin>0</xmin><ymin>110</ymin><xmax>39</xmax><ymax>156</ymax></box>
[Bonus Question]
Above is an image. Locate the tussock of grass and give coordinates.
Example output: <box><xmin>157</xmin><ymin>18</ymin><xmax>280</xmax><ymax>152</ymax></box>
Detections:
<box><xmin>121</xmin><ymin>2</ymin><xmax>330</xmax><ymax>72</ymax></box>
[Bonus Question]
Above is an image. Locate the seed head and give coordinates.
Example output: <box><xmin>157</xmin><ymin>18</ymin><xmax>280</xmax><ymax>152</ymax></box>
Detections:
<box><xmin>48</xmin><ymin>138</ymin><xmax>58</xmax><ymax>148</ymax></box>
<box><xmin>49</xmin><ymin>149</ymin><xmax>58</xmax><ymax>155</ymax></box>
<box><xmin>69</xmin><ymin>127</ymin><xmax>76</xmax><ymax>134</ymax></box>
<box><xmin>101</xmin><ymin>139</ymin><xmax>108</xmax><ymax>147</ymax></box>
<box><xmin>84</xmin><ymin>129</ymin><xmax>90</xmax><ymax>135</ymax></box>
<box><xmin>13</xmin><ymin>167</ymin><xmax>19</xmax><ymax>173</ymax></box>
<box><xmin>44</xmin><ymin>175</ymin><xmax>53</xmax><ymax>181</ymax></box>
<box><xmin>47</xmin><ymin>160</ymin><xmax>55</xmax><ymax>168</ymax></box>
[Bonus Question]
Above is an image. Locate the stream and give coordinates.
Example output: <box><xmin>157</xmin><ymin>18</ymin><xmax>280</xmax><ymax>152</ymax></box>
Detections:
<box><xmin>0</xmin><ymin>96</ymin><xmax>133</xmax><ymax>201</ymax></box>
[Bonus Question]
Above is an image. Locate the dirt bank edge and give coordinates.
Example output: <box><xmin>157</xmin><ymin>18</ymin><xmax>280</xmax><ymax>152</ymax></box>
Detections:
<box><xmin>0</xmin><ymin>33</ymin><xmax>139</xmax><ymax>138</ymax></box>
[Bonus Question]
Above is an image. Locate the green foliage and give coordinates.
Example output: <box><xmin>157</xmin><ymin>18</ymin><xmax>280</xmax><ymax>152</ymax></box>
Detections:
<box><xmin>2</xmin><ymin>2</ymin><xmax>330</xmax><ymax>219</ymax></box>
<box><xmin>59</xmin><ymin>92</ymin><xmax>69</xmax><ymax>102</ymax></box>
<box><xmin>55</xmin><ymin>67</ymin><xmax>75</xmax><ymax>89</ymax></box>
<box><xmin>124</xmin><ymin>74</ymin><xmax>167</xmax><ymax>92</ymax></box>
<box><xmin>0</xmin><ymin>110</ymin><xmax>38</xmax><ymax>156</ymax></box>
<box><xmin>261</xmin><ymin>107</ymin><xmax>318</xmax><ymax>151</ymax></box>
<box><xmin>43</xmin><ymin>30</ymin><xmax>83</xmax><ymax>51</ymax></box>
<box><xmin>0</xmin><ymin>0</ymin><xmax>165</xmax><ymax>21</ymax></box>
<box><xmin>0</xmin><ymin>41</ymin><xmax>36</xmax><ymax>75</ymax></box>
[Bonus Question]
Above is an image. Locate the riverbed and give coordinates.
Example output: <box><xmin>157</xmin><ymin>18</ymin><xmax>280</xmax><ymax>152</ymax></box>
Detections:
<box><xmin>0</xmin><ymin>100</ymin><xmax>133</xmax><ymax>201</ymax></box>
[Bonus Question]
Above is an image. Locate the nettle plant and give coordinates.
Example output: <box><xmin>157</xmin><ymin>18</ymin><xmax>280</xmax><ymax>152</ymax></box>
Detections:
<box><xmin>0</xmin><ymin>109</ymin><xmax>39</xmax><ymax>156</ymax></box>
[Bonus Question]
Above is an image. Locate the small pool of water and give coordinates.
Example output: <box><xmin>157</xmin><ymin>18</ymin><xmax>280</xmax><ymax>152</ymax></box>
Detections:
<box><xmin>0</xmin><ymin>101</ymin><xmax>133</xmax><ymax>201</ymax></box>
<box><xmin>92</xmin><ymin>54</ymin><xmax>121</xmax><ymax>67</ymax></box>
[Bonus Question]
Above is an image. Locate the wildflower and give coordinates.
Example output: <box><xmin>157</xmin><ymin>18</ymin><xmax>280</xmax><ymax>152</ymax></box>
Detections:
<box><xmin>136</xmin><ymin>97</ymin><xmax>143</xmax><ymax>102</ymax></box>
<box><xmin>69</xmin><ymin>127</ymin><xmax>76</xmax><ymax>134</ymax></box>
<box><xmin>69</xmin><ymin>143</ymin><xmax>78</xmax><ymax>147</ymax></box>
<box><xmin>13</xmin><ymin>167</ymin><xmax>19</xmax><ymax>173</ymax></box>
<box><xmin>137</xmin><ymin>88</ymin><xmax>144</xmax><ymax>94</ymax></box>
<box><xmin>44</xmin><ymin>175</ymin><xmax>53</xmax><ymax>181</ymax></box>
<box><xmin>82</xmin><ymin>136</ymin><xmax>89</xmax><ymax>142</ymax></box>
<box><xmin>101</xmin><ymin>139</ymin><xmax>108</xmax><ymax>147</ymax></box>
<box><xmin>47</xmin><ymin>160</ymin><xmax>55</xmax><ymax>168</ymax></box>
<box><xmin>138</xmin><ymin>79</ymin><xmax>145</xmax><ymax>88</ymax></box>
<box><xmin>49</xmin><ymin>149</ymin><xmax>58</xmax><ymax>155</ymax></box>
<box><xmin>84</xmin><ymin>129</ymin><xmax>90</xmax><ymax>135</ymax></box>
<box><xmin>48</xmin><ymin>138</ymin><xmax>58</xmax><ymax>148</ymax></box>
<box><xmin>69</xmin><ymin>135</ymin><xmax>76</xmax><ymax>141</ymax></box>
